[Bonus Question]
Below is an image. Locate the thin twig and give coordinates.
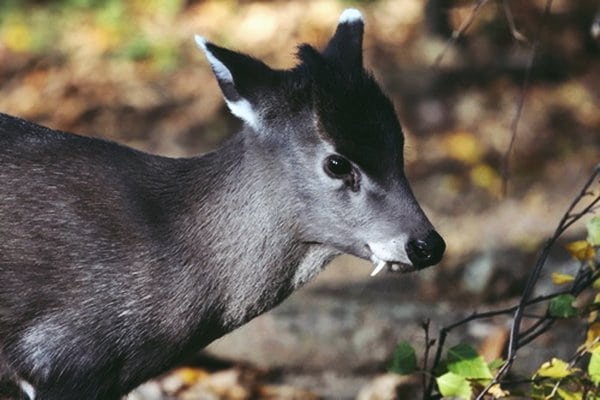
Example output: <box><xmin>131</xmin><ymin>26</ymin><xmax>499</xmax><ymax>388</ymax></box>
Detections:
<box><xmin>426</xmin><ymin>242</ymin><xmax>600</xmax><ymax>398</ymax></box>
<box><xmin>475</xmin><ymin>168</ymin><xmax>600</xmax><ymax>398</ymax></box>
<box><xmin>507</xmin><ymin>165</ymin><xmax>599</xmax><ymax>361</ymax></box>
<box><xmin>424</xmin><ymin>289</ymin><xmax>568</xmax><ymax>397</ymax></box>
<box><xmin>502</xmin><ymin>0</ymin><xmax>531</xmax><ymax>44</ymax></box>
<box><xmin>501</xmin><ymin>0</ymin><xmax>554</xmax><ymax>196</ymax></box>
<box><xmin>517</xmin><ymin>315</ymin><xmax>552</xmax><ymax>340</ymax></box>
<box><xmin>517</xmin><ymin>319</ymin><xmax>555</xmax><ymax>348</ymax></box>
<box><xmin>469</xmin><ymin>170</ymin><xmax>598</xmax><ymax>399</ymax></box>
<box><xmin>432</xmin><ymin>0</ymin><xmax>491</xmax><ymax>67</ymax></box>
<box><xmin>426</xmin><ymin>328</ymin><xmax>448</xmax><ymax>397</ymax></box>
<box><xmin>547</xmin><ymin>378</ymin><xmax>563</xmax><ymax>398</ymax></box>
<box><xmin>421</xmin><ymin>319</ymin><xmax>432</xmax><ymax>400</ymax></box>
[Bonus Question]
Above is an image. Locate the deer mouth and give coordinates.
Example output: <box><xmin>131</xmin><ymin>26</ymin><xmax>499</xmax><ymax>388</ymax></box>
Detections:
<box><xmin>369</xmin><ymin>254</ymin><xmax>416</xmax><ymax>276</ymax></box>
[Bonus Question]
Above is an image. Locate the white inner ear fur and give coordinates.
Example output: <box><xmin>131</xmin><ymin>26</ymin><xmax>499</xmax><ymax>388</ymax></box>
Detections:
<box><xmin>194</xmin><ymin>35</ymin><xmax>233</xmax><ymax>83</ymax></box>
<box><xmin>19</xmin><ymin>379</ymin><xmax>36</xmax><ymax>400</ymax></box>
<box><xmin>194</xmin><ymin>35</ymin><xmax>259</xmax><ymax>130</ymax></box>
<box><xmin>224</xmin><ymin>98</ymin><xmax>259</xmax><ymax>130</ymax></box>
<box><xmin>338</xmin><ymin>8</ymin><xmax>363</xmax><ymax>24</ymax></box>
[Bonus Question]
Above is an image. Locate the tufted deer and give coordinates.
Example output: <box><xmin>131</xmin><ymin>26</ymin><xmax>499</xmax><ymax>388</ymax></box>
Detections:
<box><xmin>0</xmin><ymin>8</ymin><xmax>445</xmax><ymax>400</ymax></box>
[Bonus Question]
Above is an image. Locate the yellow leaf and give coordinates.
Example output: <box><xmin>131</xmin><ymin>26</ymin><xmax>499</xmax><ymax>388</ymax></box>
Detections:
<box><xmin>487</xmin><ymin>383</ymin><xmax>509</xmax><ymax>398</ymax></box>
<box><xmin>536</xmin><ymin>358</ymin><xmax>578</xmax><ymax>379</ymax></box>
<box><xmin>589</xmin><ymin>293</ymin><xmax>600</xmax><ymax>324</ymax></box>
<box><xmin>565</xmin><ymin>240</ymin><xmax>595</xmax><ymax>261</ymax></box>
<box><xmin>174</xmin><ymin>367</ymin><xmax>209</xmax><ymax>385</ymax></box>
<box><xmin>594</xmin><ymin>278</ymin><xmax>600</xmax><ymax>290</ymax></box>
<box><xmin>470</xmin><ymin>163</ymin><xmax>501</xmax><ymax>195</ymax></box>
<box><xmin>1</xmin><ymin>18</ymin><xmax>33</xmax><ymax>53</ymax></box>
<box><xmin>551</xmin><ymin>272</ymin><xmax>575</xmax><ymax>285</ymax></box>
<box><xmin>586</xmin><ymin>322</ymin><xmax>600</xmax><ymax>351</ymax></box>
<box><xmin>443</xmin><ymin>131</ymin><xmax>483</xmax><ymax>164</ymax></box>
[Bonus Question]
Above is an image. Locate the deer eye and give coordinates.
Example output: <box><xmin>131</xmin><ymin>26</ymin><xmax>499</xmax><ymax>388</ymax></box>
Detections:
<box><xmin>324</xmin><ymin>155</ymin><xmax>353</xmax><ymax>178</ymax></box>
<box><xmin>323</xmin><ymin>155</ymin><xmax>361</xmax><ymax>191</ymax></box>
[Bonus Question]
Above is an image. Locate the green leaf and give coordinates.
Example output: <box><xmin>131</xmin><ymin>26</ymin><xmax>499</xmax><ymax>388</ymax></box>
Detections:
<box><xmin>589</xmin><ymin>347</ymin><xmax>600</xmax><ymax>386</ymax></box>
<box><xmin>447</xmin><ymin>343</ymin><xmax>493</xmax><ymax>380</ymax></box>
<box><xmin>436</xmin><ymin>371</ymin><xmax>472</xmax><ymax>399</ymax></box>
<box><xmin>388</xmin><ymin>341</ymin><xmax>417</xmax><ymax>375</ymax></box>
<box><xmin>537</xmin><ymin>358</ymin><xmax>577</xmax><ymax>379</ymax></box>
<box><xmin>548</xmin><ymin>294</ymin><xmax>578</xmax><ymax>318</ymax></box>
<box><xmin>588</xmin><ymin>216</ymin><xmax>600</xmax><ymax>246</ymax></box>
<box><xmin>488</xmin><ymin>358</ymin><xmax>505</xmax><ymax>372</ymax></box>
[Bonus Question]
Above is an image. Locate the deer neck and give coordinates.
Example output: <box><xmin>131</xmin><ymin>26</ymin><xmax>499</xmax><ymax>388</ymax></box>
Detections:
<box><xmin>169</xmin><ymin>131</ymin><xmax>338</xmax><ymax>330</ymax></box>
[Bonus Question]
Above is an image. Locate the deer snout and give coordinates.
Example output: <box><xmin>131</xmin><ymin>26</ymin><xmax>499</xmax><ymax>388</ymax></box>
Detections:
<box><xmin>405</xmin><ymin>230</ymin><xmax>445</xmax><ymax>269</ymax></box>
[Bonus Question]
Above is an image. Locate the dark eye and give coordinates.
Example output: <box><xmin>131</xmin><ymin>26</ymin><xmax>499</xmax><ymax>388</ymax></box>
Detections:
<box><xmin>324</xmin><ymin>155</ymin><xmax>353</xmax><ymax>178</ymax></box>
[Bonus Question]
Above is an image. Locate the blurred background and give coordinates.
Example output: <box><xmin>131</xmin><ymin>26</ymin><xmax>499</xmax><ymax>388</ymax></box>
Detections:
<box><xmin>0</xmin><ymin>0</ymin><xmax>598</xmax><ymax>398</ymax></box>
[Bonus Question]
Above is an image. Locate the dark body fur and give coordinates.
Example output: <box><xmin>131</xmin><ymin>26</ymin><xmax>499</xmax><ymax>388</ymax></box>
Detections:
<box><xmin>0</xmin><ymin>113</ymin><xmax>326</xmax><ymax>398</ymax></box>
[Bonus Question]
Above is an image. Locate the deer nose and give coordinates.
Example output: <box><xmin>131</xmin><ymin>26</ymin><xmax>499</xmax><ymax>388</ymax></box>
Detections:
<box><xmin>406</xmin><ymin>231</ymin><xmax>445</xmax><ymax>269</ymax></box>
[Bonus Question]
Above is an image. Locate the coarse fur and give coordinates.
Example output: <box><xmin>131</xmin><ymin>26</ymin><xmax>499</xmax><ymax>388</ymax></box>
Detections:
<box><xmin>0</xmin><ymin>9</ymin><xmax>444</xmax><ymax>400</ymax></box>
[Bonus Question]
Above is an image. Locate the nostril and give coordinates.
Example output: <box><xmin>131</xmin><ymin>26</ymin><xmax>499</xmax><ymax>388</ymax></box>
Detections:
<box><xmin>406</xmin><ymin>230</ymin><xmax>446</xmax><ymax>269</ymax></box>
<box><xmin>412</xmin><ymin>240</ymin><xmax>432</xmax><ymax>261</ymax></box>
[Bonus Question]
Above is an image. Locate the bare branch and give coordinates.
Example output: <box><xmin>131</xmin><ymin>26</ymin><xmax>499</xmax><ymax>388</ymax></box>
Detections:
<box><xmin>432</xmin><ymin>0</ymin><xmax>491</xmax><ymax>67</ymax></box>
<box><xmin>423</xmin><ymin>165</ymin><xmax>599</xmax><ymax>399</ymax></box>
<box><xmin>501</xmin><ymin>0</ymin><xmax>554</xmax><ymax>196</ymax></box>
<box><xmin>421</xmin><ymin>319</ymin><xmax>432</xmax><ymax>400</ymax></box>
<box><xmin>502</xmin><ymin>0</ymin><xmax>531</xmax><ymax>44</ymax></box>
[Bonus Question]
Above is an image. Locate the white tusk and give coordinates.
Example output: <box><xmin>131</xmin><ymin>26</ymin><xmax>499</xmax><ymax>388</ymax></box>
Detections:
<box><xmin>370</xmin><ymin>260</ymin><xmax>387</xmax><ymax>277</ymax></box>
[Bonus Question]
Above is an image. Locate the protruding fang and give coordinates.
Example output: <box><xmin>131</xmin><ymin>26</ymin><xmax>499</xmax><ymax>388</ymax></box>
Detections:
<box><xmin>391</xmin><ymin>263</ymin><xmax>401</xmax><ymax>272</ymax></box>
<box><xmin>370</xmin><ymin>260</ymin><xmax>387</xmax><ymax>277</ymax></box>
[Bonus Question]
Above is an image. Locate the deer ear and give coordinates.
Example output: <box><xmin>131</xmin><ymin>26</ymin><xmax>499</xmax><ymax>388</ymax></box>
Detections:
<box><xmin>323</xmin><ymin>8</ymin><xmax>364</xmax><ymax>71</ymax></box>
<box><xmin>195</xmin><ymin>35</ymin><xmax>274</xmax><ymax>129</ymax></box>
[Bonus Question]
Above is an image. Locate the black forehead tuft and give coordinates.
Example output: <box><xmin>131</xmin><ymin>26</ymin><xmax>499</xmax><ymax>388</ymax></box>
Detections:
<box><xmin>294</xmin><ymin>45</ymin><xmax>404</xmax><ymax>181</ymax></box>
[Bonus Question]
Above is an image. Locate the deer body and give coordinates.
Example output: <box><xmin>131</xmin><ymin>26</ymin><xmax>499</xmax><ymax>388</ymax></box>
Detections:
<box><xmin>0</xmin><ymin>120</ymin><xmax>335</xmax><ymax>398</ymax></box>
<box><xmin>0</xmin><ymin>9</ymin><xmax>445</xmax><ymax>399</ymax></box>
